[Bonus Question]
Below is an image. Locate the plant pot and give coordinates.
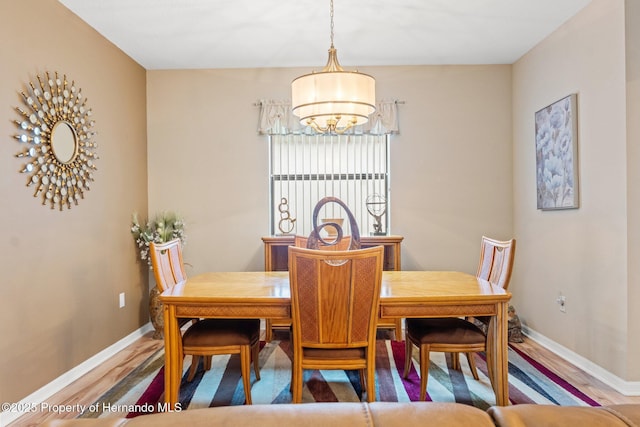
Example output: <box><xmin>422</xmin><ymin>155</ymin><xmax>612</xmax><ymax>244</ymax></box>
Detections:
<box><xmin>149</xmin><ymin>287</ymin><xmax>164</xmax><ymax>340</ymax></box>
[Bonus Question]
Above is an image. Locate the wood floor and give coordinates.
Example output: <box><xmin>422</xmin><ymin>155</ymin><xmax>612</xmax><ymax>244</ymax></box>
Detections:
<box><xmin>9</xmin><ymin>331</ymin><xmax>640</xmax><ymax>426</ymax></box>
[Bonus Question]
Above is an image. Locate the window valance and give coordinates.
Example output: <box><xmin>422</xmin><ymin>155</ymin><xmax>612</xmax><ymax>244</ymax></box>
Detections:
<box><xmin>257</xmin><ymin>99</ymin><xmax>400</xmax><ymax>135</ymax></box>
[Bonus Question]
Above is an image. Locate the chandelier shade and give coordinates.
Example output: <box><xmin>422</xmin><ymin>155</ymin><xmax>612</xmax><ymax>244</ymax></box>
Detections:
<box><xmin>291</xmin><ymin>67</ymin><xmax>376</xmax><ymax>130</ymax></box>
<box><xmin>291</xmin><ymin>0</ymin><xmax>376</xmax><ymax>134</ymax></box>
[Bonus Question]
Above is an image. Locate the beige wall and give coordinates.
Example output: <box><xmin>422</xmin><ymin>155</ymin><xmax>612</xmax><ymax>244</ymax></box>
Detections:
<box><xmin>147</xmin><ymin>65</ymin><xmax>513</xmax><ymax>277</ymax></box>
<box><xmin>0</xmin><ymin>0</ymin><xmax>148</xmax><ymax>403</ymax></box>
<box><xmin>512</xmin><ymin>0</ymin><xmax>632</xmax><ymax>378</ymax></box>
<box><xmin>625</xmin><ymin>0</ymin><xmax>640</xmax><ymax>380</ymax></box>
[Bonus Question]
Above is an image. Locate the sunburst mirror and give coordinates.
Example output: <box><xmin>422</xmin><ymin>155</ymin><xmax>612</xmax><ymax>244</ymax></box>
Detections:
<box><xmin>13</xmin><ymin>71</ymin><xmax>98</xmax><ymax>210</ymax></box>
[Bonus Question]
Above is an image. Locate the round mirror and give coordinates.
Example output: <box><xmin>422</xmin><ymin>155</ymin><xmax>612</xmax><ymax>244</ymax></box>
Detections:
<box><xmin>50</xmin><ymin>121</ymin><xmax>77</xmax><ymax>164</ymax></box>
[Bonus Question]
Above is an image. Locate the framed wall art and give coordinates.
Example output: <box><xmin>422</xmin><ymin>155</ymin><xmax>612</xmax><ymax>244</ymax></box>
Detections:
<box><xmin>535</xmin><ymin>93</ymin><xmax>579</xmax><ymax>210</ymax></box>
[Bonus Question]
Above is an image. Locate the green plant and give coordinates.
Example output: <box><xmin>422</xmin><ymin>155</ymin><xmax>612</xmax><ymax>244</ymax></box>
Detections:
<box><xmin>131</xmin><ymin>212</ymin><xmax>186</xmax><ymax>267</ymax></box>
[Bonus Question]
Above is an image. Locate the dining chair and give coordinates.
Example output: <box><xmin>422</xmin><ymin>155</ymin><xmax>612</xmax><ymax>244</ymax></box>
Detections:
<box><xmin>150</xmin><ymin>239</ymin><xmax>261</xmax><ymax>404</ymax></box>
<box><xmin>305</xmin><ymin>233</ymin><xmax>402</xmax><ymax>341</ymax></box>
<box><xmin>288</xmin><ymin>245</ymin><xmax>384</xmax><ymax>403</ymax></box>
<box><xmin>403</xmin><ymin>236</ymin><xmax>516</xmax><ymax>401</ymax></box>
<box><xmin>298</xmin><ymin>233</ymin><xmax>402</xmax><ymax>341</ymax></box>
<box><xmin>300</xmin><ymin>228</ymin><xmax>401</xmax><ymax>341</ymax></box>
<box><xmin>281</xmin><ymin>235</ymin><xmax>402</xmax><ymax>341</ymax></box>
<box><xmin>149</xmin><ymin>239</ymin><xmax>192</xmax><ymax>333</ymax></box>
<box><xmin>149</xmin><ymin>239</ymin><xmax>187</xmax><ymax>292</ymax></box>
<box><xmin>264</xmin><ymin>235</ymin><xmax>354</xmax><ymax>342</ymax></box>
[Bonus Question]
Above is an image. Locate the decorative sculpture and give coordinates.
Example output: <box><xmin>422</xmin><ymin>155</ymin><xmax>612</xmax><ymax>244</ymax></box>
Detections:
<box><xmin>366</xmin><ymin>194</ymin><xmax>387</xmax><ymax>235</ymax></box>
<box><xmin>277</xmin><ymin>197</ymin><xmax>296</xmax><ymax>234</ymax></box>
<box><xmin>306</xmin><ymin>196</ymin><xmax>360</xmax><ymax>250</ymax></box>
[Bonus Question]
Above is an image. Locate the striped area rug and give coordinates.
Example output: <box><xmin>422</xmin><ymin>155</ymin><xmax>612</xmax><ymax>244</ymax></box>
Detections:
<box><xmin>81</xmin><ymin>338</ymin><xmax>599</xmax><ymax>419</ymax></box>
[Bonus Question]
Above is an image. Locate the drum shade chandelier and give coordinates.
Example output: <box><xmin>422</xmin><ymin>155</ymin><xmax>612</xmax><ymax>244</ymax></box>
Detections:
<box><xmin>291</xmin><ymin>0</ymin><xmax>376</xmax><ymax>134</ymax></box>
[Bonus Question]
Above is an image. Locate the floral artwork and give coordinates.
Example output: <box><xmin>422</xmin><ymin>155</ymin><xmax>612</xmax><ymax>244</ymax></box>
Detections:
<box><xmin>535</xmin><ymin>94</ymin><xmax>579</xmax><ymax>210</ymax></box>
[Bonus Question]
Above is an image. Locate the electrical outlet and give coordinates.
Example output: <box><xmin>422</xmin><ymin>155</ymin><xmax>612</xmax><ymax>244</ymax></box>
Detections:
<box><xmin>556</xmin><ymin>294</ymin><xmax>566</xmax><ymax>313</ymax></box>
<box><xmin>119</xmin><ymin>292</ymin><xmax>126</xmax><ymax>308</ymax></box>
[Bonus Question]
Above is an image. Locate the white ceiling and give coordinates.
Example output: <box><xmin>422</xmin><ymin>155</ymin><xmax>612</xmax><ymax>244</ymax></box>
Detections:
<box><xmin>57</xmin><ymin>0</ymin><xmax>592</xmax><ymax>70</ymax></box>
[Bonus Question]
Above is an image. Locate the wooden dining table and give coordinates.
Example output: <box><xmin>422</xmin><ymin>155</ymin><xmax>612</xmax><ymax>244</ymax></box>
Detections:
<box><xmin>160</xmin><ymin>270</ymin><xmax>511</xmax><ymax>407</ymax></box>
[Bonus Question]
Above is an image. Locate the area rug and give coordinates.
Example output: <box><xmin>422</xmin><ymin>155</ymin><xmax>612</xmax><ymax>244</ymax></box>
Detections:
<box><xmin>81</xmin><ymin>339</ymin><xmax>599</xmax><ymax>419</ymax></box>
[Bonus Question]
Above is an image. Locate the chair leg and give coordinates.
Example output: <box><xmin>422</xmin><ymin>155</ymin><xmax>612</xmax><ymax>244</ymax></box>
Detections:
<box><xmin>359</xmin><ymin>369</ymin><xmax>366</xmax><ymax>394</ymax></box>
<box><xmin>187</xmin><ymin>355</ymin><xmax>200</xmax><ymax>382</ymax></box>
<box><xmin>419</xmin><ymin>345</ymin><xmax>431</xmax><ymax>401</ymax></box>
<box><xmin>403</xmin><ymin>337</ymin><xmax>413</xmax><ymax>378</ymax></box>
<box><xmin>289</xmin><ymin>361</ymin><xmax>293</xmax><ymax>393</ymax></box>
<box><xmin>240</xmin><ymin>345</ymin><xmax>253</xmax><ymax>405</ymax></box>
<box><xmin>451</xmin><ymin>352</ymin><xmax>460</xmax><ymax>370</ymax></box>
<box><xmin>366</xmin><ymin>355</ymin><xmax>376</xmax><ymax>402</ymax></box>
<box><xmin>465</xmin><ymin>352</ymin><xmax>480</xmax><ymax>380</ymax></box>
<box><xmin>484</xmin><ymin>326</ymin><xmax>495</xmax><ymax>389</ymax></box>
<box><xmin>265</xmin><ymin>319</ymin><xmax>273</xmax><ymax>342</ymax></box>
<box><xmin>292</xmin><ymin>358</ymin><xmax>303</xmax><ymax>403</ymax></box>
<box><xmin>252</xmin><ymin>341</ymin><xmax>261</xmax><ymax>380</ymax></box>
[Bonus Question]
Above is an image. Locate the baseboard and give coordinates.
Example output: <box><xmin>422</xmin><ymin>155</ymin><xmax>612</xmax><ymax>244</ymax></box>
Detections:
<box><xmin>523</xmin><ymin>326</ymin><xmax>640</xmax><ymax>396</ymax></box>
<box><xmin>0</xmin><ymin>323</ymin><xmax>154</xmax><ymax>426</ymax></box>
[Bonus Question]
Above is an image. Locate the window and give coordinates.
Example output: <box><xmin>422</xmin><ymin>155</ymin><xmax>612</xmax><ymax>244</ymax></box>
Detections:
<box><xmin>258</xmin><ymin>99</ymin><xmax>400</xmax><ymax>238</ymax></box>
<box><xmin>269</xmin><ymin>133</ymin><xmax>391</xmax><ymax>237</ymax></box>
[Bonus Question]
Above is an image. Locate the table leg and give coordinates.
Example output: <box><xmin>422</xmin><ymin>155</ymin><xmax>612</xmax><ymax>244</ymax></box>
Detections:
<box><xmin>488</xmin><ymin>301</ymin><xmax>509</xmax><ymax>405</ymax></box>
<box><xmin>163</xmin><ymin>304</ymin><xmax>181</xmax><ymax>408</ymax></box>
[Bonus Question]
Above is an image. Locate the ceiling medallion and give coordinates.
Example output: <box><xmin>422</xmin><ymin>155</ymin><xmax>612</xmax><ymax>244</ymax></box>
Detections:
<box><xmin>13</xmin><ymin>71</ymin><xmax>98</xmax><ymax>210</ymax></box>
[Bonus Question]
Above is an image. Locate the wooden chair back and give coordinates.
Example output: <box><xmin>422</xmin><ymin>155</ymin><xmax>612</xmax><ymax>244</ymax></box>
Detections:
<box><xmin>476</xmin><ymin>236</ymin><xmax>516</xmax><ymax>290</ymax></box>
<box><xmin>288</xmin><ymin>245</ymin><xmax>384</xmax><ymax>349</ymax></box>
<box><xmin>149</xmin><ymin>239</ymin><xmax>187</xmax><ymax>292</ymax></box>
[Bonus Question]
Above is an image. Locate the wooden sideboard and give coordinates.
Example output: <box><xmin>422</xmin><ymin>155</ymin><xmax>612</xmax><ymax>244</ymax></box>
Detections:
<box><xmin>261</xmin><ymin>235</ymin><xmax>403</xmax><ymax>272</ymax></box>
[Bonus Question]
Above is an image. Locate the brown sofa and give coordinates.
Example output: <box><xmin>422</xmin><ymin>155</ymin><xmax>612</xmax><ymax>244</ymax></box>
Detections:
<box><xmin>39</xmin><ymin>402</ymin><xmax>640</xmax><ymax>427</ymax></box>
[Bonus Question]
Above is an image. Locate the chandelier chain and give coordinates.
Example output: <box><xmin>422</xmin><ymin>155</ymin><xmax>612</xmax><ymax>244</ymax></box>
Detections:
<box><xmin>330</xmin><ymin>0</ymin><xmax>335</xmax><ymax>47</ymax></box>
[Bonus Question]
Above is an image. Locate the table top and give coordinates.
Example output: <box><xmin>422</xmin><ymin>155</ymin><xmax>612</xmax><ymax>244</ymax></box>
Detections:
<box><xmin>160</xmin><ymin>270</ymin><xmax>510</xmax><ymax>304</ymax></box>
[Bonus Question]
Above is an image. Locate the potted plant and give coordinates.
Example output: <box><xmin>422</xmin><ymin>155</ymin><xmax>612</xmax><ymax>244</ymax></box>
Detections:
<box><xmin>131</xmin><ymin>211</ymin><xmax>186</xmax><ymax>338</ymax></box>
<box><xmin>131</xmin><ymin>212</ymin><xmax>186</xmax><ymax>267</ymax></box>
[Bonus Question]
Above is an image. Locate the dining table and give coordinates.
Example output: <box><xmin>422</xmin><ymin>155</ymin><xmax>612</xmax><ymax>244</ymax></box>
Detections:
<box><xmin>160</xmin><ymin>270</ymin><xmax>511</xmax><ymax>407</ymax></box>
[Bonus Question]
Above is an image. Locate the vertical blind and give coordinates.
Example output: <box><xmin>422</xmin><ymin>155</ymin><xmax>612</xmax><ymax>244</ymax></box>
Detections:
<box><xmin>269</xmin><ymin>133</ymin><xmax>390</xmax><ymax>237</ymax></box>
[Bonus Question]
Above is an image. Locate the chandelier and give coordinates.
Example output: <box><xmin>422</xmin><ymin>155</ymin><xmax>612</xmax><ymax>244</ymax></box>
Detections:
<box><xmin>291</xmin><ymin>0</ymin><xmax>376</xmax><ymax>134</ymax></box>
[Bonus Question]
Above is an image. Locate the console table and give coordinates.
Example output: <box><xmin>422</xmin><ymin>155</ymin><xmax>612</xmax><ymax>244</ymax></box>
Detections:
<box><xmin>261</xmin><ymin>235</ymin><xmax>404</xmax><ymax>272</ymax></box>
